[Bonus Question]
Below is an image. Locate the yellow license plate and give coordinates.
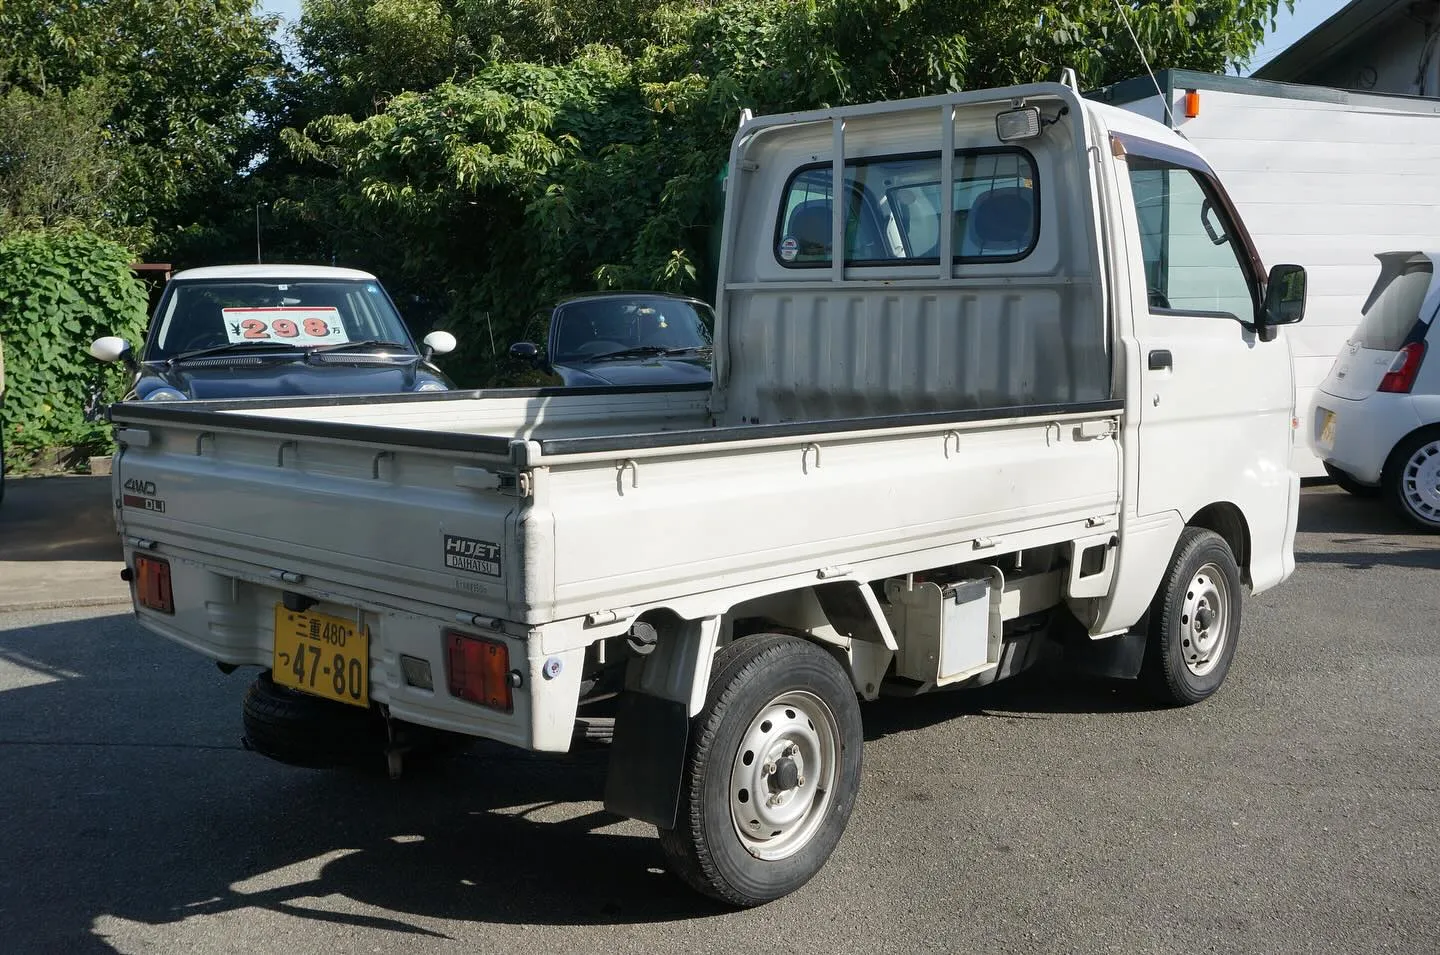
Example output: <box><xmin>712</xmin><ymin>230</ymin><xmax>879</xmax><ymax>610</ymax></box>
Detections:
<box><xmin>273</xmin><ymin>605</ymin><xmax>370</xmax><ymax>707</ymax></box>
<box><xmin>1319</xmin><ymin>409</ymin><xmax>1336</xmax><ymax>447</ymax></box>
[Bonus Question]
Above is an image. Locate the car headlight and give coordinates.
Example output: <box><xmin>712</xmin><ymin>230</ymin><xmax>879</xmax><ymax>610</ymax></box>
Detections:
<box><xmin>143</xmin><ymin>387</ymin><xmax>188</xmax><ymax>401</ymax></box>
<box><xmin>414</xmin><ymin>380</ymin><xmax>448</xmax><ymax>392</ymax></box>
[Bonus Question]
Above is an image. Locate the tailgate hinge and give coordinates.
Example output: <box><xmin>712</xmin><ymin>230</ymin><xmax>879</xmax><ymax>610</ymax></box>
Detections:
<box><xmin>1077</xmin><ymin>419</ymin><xmax>1118</xmax><ymax>440</ymax></box>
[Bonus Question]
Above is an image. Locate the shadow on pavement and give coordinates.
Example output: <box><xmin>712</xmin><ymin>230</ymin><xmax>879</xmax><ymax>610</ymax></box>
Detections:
<box><xmin>0</xmin><ymin>475</ymin><xmax>121</xmax><ymax>561</ymax></box>
<box><xmin>0</xmin><ymin>613</ymin><xmax>724</xmax><ymax>953</ymax></box>
<box><xmin>0</xmin><ymin>611</ymin><xmax>1162</xmax><ymax>950</ymax></box>
<box><xmin>1295</xmin><ymin>486</ymin><xmax>1438</xmax><ymax>569</ymax></box>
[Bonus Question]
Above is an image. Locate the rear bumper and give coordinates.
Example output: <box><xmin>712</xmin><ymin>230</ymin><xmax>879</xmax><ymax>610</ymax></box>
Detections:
<box><xmin>126</xmin><ymin>546</ymin><xmax>585</xmax><ymax>752</ymax></box>
<box><xmin>1310</xmin><ymin>391</ymin><xmax>1421</xmax><ymax>486</ymax></box>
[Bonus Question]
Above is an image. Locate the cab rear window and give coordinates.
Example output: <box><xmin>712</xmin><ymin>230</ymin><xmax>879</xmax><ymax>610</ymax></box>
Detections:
<box><xmin>1355</xmin><ymin>257</ymin><xmax>1434</xmax><ymax>351</ymax></box>
<box><xmin>774</xmin><ymin>148</ymin><xmax>1039</xmax><ymax>268</ymax></box>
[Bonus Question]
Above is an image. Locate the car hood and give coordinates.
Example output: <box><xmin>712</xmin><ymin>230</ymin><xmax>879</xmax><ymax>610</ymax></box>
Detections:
<box><xmin>137</xmin><ymin>359</ymin><xmax>440</xmax><ymax>400</ymax></box>
<box><xmin>553</xmin><ymin>356</ymin><xmax>712</xmax><ymax>387</ymax></box>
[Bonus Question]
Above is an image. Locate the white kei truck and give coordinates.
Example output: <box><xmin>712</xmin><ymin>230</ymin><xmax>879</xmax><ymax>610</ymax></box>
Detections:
<box><xmin>105</xmin><ymin>79</ymin><xmax>1308</xmax><ymax>907</ymax></box>
<box><xmin>1090</xmin><ymin>69</ymin><xmax>1440</xmax><ymax>478</ymax></box>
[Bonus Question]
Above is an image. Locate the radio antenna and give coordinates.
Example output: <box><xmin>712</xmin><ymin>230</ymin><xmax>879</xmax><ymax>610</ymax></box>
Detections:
<box><xmin>1111</xmin><ymin>0</ymin><xmax>1176</xmax><ymax>127</ymax></box>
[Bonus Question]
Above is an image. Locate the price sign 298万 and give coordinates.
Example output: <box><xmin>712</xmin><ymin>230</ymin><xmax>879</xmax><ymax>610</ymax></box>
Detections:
<box><xmin>221</xmin><ymin>307</ymin><xmax>352</xmax><ymax>346</ymax></box>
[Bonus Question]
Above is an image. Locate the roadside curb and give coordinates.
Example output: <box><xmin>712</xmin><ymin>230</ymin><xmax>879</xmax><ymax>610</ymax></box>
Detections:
<box><xmin>0</xmin><ymin>595</ymin><xmax>133</xmax><ymax>614</ymax></box>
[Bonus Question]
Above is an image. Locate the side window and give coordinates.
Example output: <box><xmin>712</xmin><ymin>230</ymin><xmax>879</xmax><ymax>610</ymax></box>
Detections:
<box><xmin>775</xmin><ymin>149</ymin><xmax>1039</xmax><ymax>267</ymax></box>
<box><xmin>1127</xmin><ymin>158</ymin><xmax>1256</xmax><ymax>320</ymax></box>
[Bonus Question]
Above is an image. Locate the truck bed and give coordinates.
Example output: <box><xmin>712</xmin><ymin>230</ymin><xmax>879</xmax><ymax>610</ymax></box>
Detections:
<box><xmin>110</xmin><ymin>386</ymin><xmax>1124</xmax><ymax>630</ymax></box>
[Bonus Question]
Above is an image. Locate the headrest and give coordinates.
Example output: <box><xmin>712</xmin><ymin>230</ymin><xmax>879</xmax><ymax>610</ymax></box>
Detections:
<box><xmin>786</xmin><ymin>200</ymin><xmax>833</xmax><ymax>255</ymax></box>
<box><xmin>967</xmin><ymin>187</ymin><xmax>1034</xmax><ymax>247</ymax></box>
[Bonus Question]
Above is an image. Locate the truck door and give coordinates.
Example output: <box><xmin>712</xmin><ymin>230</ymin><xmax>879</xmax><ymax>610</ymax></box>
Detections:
<box><xmin>1112</xmin><ymin>135</ymin><xmax>1295</xmax><ymax>530</ymax></box>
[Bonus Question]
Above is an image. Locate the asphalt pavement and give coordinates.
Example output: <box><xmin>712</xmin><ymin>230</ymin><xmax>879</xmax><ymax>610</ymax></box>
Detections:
<box><xmin>0</xmin><ymin>485</ymin><xmax>1437</xmax><ymax>953</ymax></box>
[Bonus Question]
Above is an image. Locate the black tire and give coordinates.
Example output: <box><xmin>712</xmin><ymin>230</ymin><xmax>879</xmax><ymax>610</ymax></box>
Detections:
<box><xmin>1383</xmin><ymin>428</ymin><xmax>1440</xmax><ymax>533</ymax></box>
<box><xmin>658</xmin><ymin>634</ymin><xmax>863</xmax><ymax>907</ymax></box>
<box><xmin>241</xmin><ymin>670</ymin><xmax>388</xmax><ymax>769</ymax></box>
<box><xmin>1323</xmin><ymin>462</ymin><xmax>1380</xmax><ymax>498</ymax></box>
<box><xmin>1141</xmin><ymin>528</ymin><xmax>1243</xmax><ymax>706</ymax></box>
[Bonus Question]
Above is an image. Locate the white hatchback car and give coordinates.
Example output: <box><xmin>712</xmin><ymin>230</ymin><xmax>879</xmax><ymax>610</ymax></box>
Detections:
<box><xmin>1312</xmin><ymin>251</ymin><xmax>1440</xmax><ymax>531</ymax></box>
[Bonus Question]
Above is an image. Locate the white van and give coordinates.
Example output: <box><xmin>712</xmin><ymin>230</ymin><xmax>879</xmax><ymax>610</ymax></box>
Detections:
<box><xmin>105</xmin><ymin>79</ymin><xmax>1305</xmax><ymax>906</ymax></box>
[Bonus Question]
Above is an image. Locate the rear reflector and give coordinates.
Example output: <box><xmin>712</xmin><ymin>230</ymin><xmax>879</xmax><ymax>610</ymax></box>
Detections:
<box><xmin>445</xmin><ymin>631</ymin><xmax>513</xmax><ymax>712</ymax></box>
<box><xmin>133</xmin><ymin>555</ymin><xmax>174</xmax><ymax>614</ymax></box>
<box><xmin>1379</xmin><ymin>342</ymin><xmax>1427</xmax><ymax>394</ymax></box>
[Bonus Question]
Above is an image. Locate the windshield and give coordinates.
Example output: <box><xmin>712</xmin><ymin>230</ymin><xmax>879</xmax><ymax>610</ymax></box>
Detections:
<box><xmin>551</xmin><ymin>297</ymin><xmax>713</xmax><ymax>363</ymax></box>
<box><xmin>1354</xmin><ymin>257</ymin><xmax>1433</xmax><ymax>351</ymax></box>
<box><xmin>145</xmin><ymin>279</ymin><xmax>414</xmax><ymax>360</ymax></box>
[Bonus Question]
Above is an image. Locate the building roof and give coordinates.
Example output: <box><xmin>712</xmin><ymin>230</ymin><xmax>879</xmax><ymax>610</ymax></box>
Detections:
<box><xmin>170</xmin><ymin>264</ymin><xmax>379</xmax><ymax>282</ymax></box>
<box><xmin>1253</xmin><ymin>0</ymin><xmax>1416</xmax><ymax>81</ymax></box>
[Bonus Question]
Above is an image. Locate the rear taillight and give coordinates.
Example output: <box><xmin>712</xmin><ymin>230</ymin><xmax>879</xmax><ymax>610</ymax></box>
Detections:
<box><xmin>1378</xmin><ymin>342</ymin><xmax>1427</xmax><ymax>394</ymax></box>
<box><xmin>445</xmin><ymin>631</ymin><xmax>514</xmax><ymax>712</ymax></box>
<box><xmin>133</xmin><ymin>555</ymin><xmax>174</xmax><ymax>614</ymax></box>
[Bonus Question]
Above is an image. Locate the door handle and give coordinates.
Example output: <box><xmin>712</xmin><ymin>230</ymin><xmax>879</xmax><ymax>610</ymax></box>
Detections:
<box><xmin>1148</xmin><ymin>349</ymin><xmax>1173</xmax><ymax>371</ymax></box>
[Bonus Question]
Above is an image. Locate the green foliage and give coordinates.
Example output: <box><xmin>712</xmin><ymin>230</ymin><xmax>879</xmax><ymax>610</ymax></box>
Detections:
<box><xmin>274</xmin><ymin>0</ymin><xmax>1288</xmax><ymax>387</ymax></box>
<box><xmin>0</xmin><ymin>231</ymin><xmax>149</xmax><ymax>460</ymax></box>
<box><xmin>0</xmin><ymin>0</ymin><xmax>285</xmax><ymax>254</ymax></box>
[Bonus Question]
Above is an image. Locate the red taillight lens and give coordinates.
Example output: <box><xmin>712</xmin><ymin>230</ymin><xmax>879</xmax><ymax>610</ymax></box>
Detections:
<box><xmin>1378</xmin><ymin>342</ymin><xmax>1427</xmax><ymax>394</ymax></box>
<box><xmin>445</xmin><ymin>631</ymin><xmax>513</xmax><ymax>712</ymax></box>
<box><xmin>133</xmin><ymin>555</ymin><xmax>174</xmax><ymax>614</ymax></box>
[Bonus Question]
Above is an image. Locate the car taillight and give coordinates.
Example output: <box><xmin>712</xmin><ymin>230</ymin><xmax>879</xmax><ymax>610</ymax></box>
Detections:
<box><xmin>1378</xmin><ymin>342</ymin><xmax>1427</xmax><ymax>394</ymax></box>
<box><xmin>133</xmin><ymin>555</ymin><xmax>174</xmax><ymax>614</ymax></box>
<box><xmin>445</xmin><ymin>631</ymin><xmax>514</xmax><ymax>712</ymax></box>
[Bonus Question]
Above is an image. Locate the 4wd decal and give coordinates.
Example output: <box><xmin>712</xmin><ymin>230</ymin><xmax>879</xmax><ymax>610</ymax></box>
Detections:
<box><xmin>122</xmin><ymin>477</ymin><xmax>166</xmax><ymax>513</ymax></box>
<box><xmin>444</xmin><ymin>535</ymin><xmax>502</xmax><ymax>577</ymax></box>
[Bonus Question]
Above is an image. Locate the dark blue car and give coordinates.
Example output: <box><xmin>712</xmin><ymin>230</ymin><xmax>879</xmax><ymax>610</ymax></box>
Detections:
<box><xmin>89</xmin><ymin>265</ymin><xmax>457</xmax><ymax>401</ymax></box>
<box><xmin>508</xmin><ymin>292</ymin><xmax>714</xmax><ymax>387</ymax></box>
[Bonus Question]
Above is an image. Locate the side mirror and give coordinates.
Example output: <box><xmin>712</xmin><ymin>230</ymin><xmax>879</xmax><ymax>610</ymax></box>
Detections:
<box><xmin>90</xmin><ymin>336</ymin><xmax>135</xmax><ymax>368</ymax></box>
<box><xmin>422</xmin><ymin>330</ymin><xmax>456</xmax><ymax>361</ymax></box>
<box><xmin>1262</xmin><ymin>264</ymin><xmax>1306</xmax><ymax>327</ymax></box>
<box><xmin>509</xmin><ymin>342</ymin><xmax>541</xmax><ymax>364</ymax></box>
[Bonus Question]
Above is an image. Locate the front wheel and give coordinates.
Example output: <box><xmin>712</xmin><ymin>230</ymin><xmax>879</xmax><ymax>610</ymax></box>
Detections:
<box><xmin>1141</xmin><ymin>527</ymin><xmax>1243</xmax><ymax>705</ymax></box>
<box><xmin>1384</xmin><ymin>430</ymin><xmax>1440</xmax><ymax>533</ymax></box>
<box><xmin>658</xmin><ymin>634</ymin><xmax>863</xmax><ymax>907</ymax></box>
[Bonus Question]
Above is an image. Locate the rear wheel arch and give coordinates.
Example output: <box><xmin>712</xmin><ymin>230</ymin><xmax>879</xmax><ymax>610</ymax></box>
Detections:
<box><xmin>1187</xmin><ymin>502</ymin><xmax>1250</xmax><ymax>586</ymax></box>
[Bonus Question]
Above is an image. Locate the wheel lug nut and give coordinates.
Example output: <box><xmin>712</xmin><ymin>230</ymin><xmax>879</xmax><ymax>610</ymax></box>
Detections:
<box><xmin>763</xmin><ymin>762</ymin><xmax>776</xmax><ymax>776</ymax></box>
<box><xmin>797</xmin><ymin>776</ymin><xmax>805</xmax><ymax>787</ymax></box>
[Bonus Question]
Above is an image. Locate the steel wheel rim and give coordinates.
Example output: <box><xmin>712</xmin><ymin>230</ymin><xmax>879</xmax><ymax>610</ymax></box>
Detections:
<box><xmin>1180</xmin><ymin>562</ymin><xmax>1230</xmax><ymax>677</ymax></box>
<box><xmin>1401</xmin><ymin>440</ymin><xmax>1440</xmax><ymax>526</ymax></box>
<box><xmin>729</xmin><ymin>690</ymin><xmax>840</xmax><ymax>861</ymax></box>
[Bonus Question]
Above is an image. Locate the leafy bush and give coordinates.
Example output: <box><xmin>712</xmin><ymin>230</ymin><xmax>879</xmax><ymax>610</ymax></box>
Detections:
<box><xmin>0</xmin><ymin>229</ymin><xmax>148</xmax><ymax>463</ymax></box>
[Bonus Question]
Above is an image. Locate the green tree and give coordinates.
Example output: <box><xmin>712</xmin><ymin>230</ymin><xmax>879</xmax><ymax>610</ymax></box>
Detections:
<box><xmin>0</xmin><ymin>0</ymin><xmax>286</xmax><ymax>254</ymax></box>
<box><xmin>273</xmin><ymin>0</ymin><xmax>1290</xmax><ymax>386</ymax></box>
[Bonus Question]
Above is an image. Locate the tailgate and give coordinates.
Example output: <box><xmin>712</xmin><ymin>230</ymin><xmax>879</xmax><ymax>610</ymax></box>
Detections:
<box><xmin>111</xmin><ymin>413</ymin><xmax>526</xmax><ymax>623</ymax></box>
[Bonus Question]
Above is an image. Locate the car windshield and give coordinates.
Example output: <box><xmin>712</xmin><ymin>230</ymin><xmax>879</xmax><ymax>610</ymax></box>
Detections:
<box><xmin>1354</xmin><ymin>256</ymin><xmax>1434</xmax><ymax>351</ymax></box>
<box><xmin>145</xmin><ymin>279</ymin><xmax>414</xmax><ymax>361</ymax></box>
<box><xmin>551</xmin><ymin>297</ymin><xmax>713</xmax><ymax>363</ymax></box>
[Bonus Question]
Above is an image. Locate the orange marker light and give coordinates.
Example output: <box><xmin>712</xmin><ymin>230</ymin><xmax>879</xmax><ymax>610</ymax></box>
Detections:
<box><xmin>134</xmin><ymin>554</ymin><xmax>174</xmax><ymax>614</ymax></box>
<box><xmin>445</xmin><ymin>631</ymin><xmax>514</xmax><ymax>713</ymax></box>
<box><xmin>1184</xmin><ymin>89</ymin><xmax>1200</xmax><ymax>118</ymax></box>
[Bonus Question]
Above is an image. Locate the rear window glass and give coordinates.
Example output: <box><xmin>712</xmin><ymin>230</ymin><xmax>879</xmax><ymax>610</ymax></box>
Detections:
<box><xmin>1355</xmin><ymin>259</ymin><xmax>1433</xmax><ymax>351</ymax></box>
<box><xmin>775</xmin><ymin>149</ymin><xmax>1038</xmax><ymax>267</ymax></box>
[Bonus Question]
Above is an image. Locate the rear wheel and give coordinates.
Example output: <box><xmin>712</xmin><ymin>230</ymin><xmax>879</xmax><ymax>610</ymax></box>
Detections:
<box><xmin>1384</xmin><ymin>429</ymin><xmax>1440</xmax><ymax>533</ymax></box>
<box><xmin>1141</xmin><ymin>528</ymin><xmax>1243</xmax><ymax>705</ymax></box>
<box><xmin>658</xmin><ymin>634</ymin><xmax>863</xmax><ymax>907</ymax></box>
